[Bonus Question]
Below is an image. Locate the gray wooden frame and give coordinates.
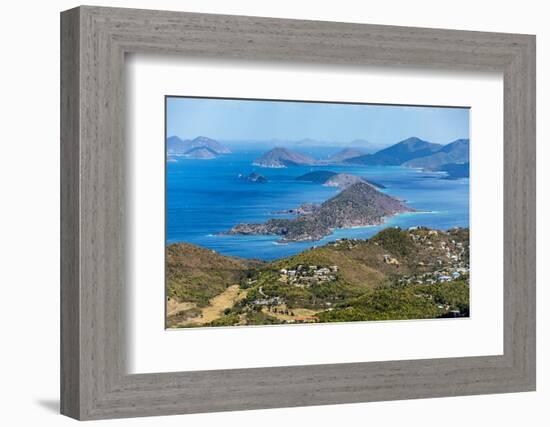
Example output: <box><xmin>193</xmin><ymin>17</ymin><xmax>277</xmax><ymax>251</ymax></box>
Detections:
<box><xmin>60</xmin><ymin>5</ymin><xmax>536</xmax><ymax>420</ymax></box>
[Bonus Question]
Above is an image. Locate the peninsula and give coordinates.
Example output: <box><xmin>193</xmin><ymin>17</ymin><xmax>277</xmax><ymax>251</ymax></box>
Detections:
<box><xmin>226</xmin><ymin>181</ymin><xmax>414</xmax><ymax>242</ymax></box>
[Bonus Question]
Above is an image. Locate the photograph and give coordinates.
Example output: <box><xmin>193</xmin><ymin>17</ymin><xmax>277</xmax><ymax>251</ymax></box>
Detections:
<box><xmin>165</xmin><ymin>97</ymin><xmax>471</xmax><ymax>328</ymax></box>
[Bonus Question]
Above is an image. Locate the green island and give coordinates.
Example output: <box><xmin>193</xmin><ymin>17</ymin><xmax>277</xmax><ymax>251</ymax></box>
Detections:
<box><xmin>167</xmin><ymin>226</ymin><xmax>469</xmax><ymax>328</ymax></box>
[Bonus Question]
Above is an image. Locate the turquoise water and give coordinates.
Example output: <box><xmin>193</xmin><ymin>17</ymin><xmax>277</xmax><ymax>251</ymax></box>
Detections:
<box><xmin>166</xmin><ymin>147</ymin><xmax>469</xmax><ymax>261</ymax></box>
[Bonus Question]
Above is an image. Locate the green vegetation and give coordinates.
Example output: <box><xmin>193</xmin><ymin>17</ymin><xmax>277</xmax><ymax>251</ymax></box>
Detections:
<box><xmin>166</xmin><ymin>243</ymin><xmax>262</xmax><ymax>306</ymax></box>
<box><xmin>243</xmin><ymin>311</ymin><xmax>280</xmax><ymax>325</ymax></box>
<box><xmin>204</xmin><ymin>310</ymin><xmax>280</xmax><ymax>327</ymax></box>
<box><xmin>317</xmin><ymin>287</ymin><xmax>441</xmax><ymax>322</ymax></box>
<box><xmin>207</xmin><ymin>313</ymin><xmax>240</xmax><ymax>327</ymax></box>
<box><xmin>413</xmin><ymin>280</ymin><xmax>470</xmax><ymax>314</ymax></box>
<box><xmin>167</xmin><ymin>226</ymin><xmax>470</xmax><ymax>328</ymax></box>
<box><xmin>370</xmin><ymin>227</ymin><xmax>414</xmax><ymax>256</ymax></box>
<box><xmin>317</xmin><ymin>280</ymin><xmax>469</xmax><ymax>323</ymax></box>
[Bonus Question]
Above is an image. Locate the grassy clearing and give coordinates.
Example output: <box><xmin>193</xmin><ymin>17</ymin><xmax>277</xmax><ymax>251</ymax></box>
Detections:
<box><xmin>166</xmin><ymin>299</ymin><xmax>197</xmax><ymax>317</ymax></box>
<box><xmin>261</xmin><ymin>305</ymin><xmax>318</xmax><ymax>322</ymax></box>
<box><xmin>171</xmin><ymin>285</ymin><xmax>248</xmax><ymax>327</ymax></box>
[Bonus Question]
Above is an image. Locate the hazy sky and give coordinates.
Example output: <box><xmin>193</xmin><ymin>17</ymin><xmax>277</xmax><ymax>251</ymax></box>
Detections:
<box><xmin>166</xmin><ymin>96</ymin><xmax>469</xmax><ymax>146</ymax></box>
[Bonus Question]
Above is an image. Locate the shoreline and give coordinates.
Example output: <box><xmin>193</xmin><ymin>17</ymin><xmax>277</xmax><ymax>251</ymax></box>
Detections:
<box><xmin>166</xmin><ymin>224</ymin><xmax>471</xmax><ymax>264</ymax></box>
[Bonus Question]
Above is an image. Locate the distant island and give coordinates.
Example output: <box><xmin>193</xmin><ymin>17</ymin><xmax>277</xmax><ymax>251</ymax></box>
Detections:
<box><xmin>295</xmin><ymin>170</ymin><xmax>337</xmax><ymax>183</ymax></box>
<box><xmin>239</xmin><ymin>172</ymin><xmax>268</xmax><ymax>183</ymax></box>
<box><xmin>167</xmin><ymin>135</ymin><xmax>231</xmax><ymax>160</ymax></box>
<box><xmin>325</xmin><ymin>147</ymin><xmax>366</xmax><ymax>163</ymax></box>
<box><xmin>342</xmin><ymin>137</ymin><xmax>469</xmax><ymax>176</ymax></box>
<box><xmin>167</xmin><ymin>136</ymin><xmax>469</xmax><ymax>174</ymax></box>
<box><xmin>226</xmin><ymin>181</ymin><xmax>414</xmax><ymax>242</ymax></box>
<box><xmin>250</xmin><ymin>137</ymin><xmax>470</xmax><ymax>175</ymax></box>
<box><xmin>252</xmin><ymin>147</ymin><xmax>316</xmax><ymax>168</ymax></box>
<box><xmin>344</xmin><ymin>137</ymin><xmax>442</xmax><ymax>166</ymax></box>
<box><xmin>263</xmin><ymin>137</ymin><xmax>382</xmax><ymax>152</ymax></box>
<box><xmin>182</xmin><ymin>146</ymin><xmax>218</xmax><ymax>159</ymax></box>
<box><xmin>402</xmin><ymin>139</ymin><xmax>469</xmax><ymax>170</ymax></box>
<box><xmin>295</xmin><ymin>171</ymin><xmax>385</xmax><ymax>189</ymax></box>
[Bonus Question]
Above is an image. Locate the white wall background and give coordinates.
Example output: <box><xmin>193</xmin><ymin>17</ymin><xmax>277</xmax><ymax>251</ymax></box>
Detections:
<box><xmin>0</xmin><ymin>0</ymin><xmax>546</xmax><ymax>425</ymax></box>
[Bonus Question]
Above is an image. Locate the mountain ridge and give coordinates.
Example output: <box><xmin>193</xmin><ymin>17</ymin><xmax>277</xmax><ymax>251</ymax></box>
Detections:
<box><xmin>402</xmin><ymin>138</ymin><xmax>469</xmax><ymax>169</ymax></box>
<box><xmin>326</xmin><ymin>147</ymin><xmax>366</xmax><ymax>163</ymax></box>
<box><xmin>345</xmin><ymin>137</ymin><xmax>443</xmax><ymax>166</ymax></box>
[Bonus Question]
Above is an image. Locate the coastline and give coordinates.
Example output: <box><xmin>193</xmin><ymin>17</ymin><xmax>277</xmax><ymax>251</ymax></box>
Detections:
<box><xmin>166</xmin><ymin>152</ymin><xmax>469</xmax><ymax>261</ymax></box>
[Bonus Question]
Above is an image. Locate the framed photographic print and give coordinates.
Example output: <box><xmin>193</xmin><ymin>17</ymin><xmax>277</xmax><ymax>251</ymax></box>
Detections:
<box><xmin>61</xmin><ymin>6</ymin><xmax>536</xmax><ymax>420</ymax></box>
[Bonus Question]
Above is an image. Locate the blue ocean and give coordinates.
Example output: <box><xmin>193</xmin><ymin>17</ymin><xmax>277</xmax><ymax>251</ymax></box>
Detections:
<box><xmin>166</xmin><ymin>146</ymin><xmax>469</xmax><ymax>261</ymax></box>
